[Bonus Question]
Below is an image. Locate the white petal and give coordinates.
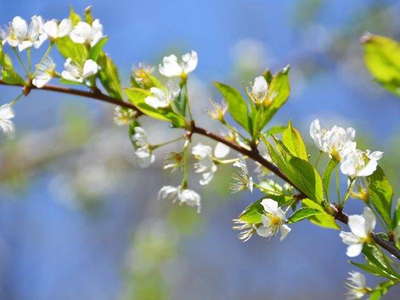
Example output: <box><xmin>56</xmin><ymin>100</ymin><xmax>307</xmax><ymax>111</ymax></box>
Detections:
<box><xmin>43</xmin><ymin>20</ymin><xmax>58</xmax><ymax>38</ymax></box>
<box><xmin>159</xmin><ymin>54</ymin><xmax>182</xmax><ymax>77</ymax></box>
<box><xmin>252</xmin><ymin>76</ymin><xmax>268</xmax><ymax>99</ymax></box>
<box><xmin>346</xmin><ymin>244</ymin><xmax>363</xmax><ymax>257</ymax></box>
<box><xmin>182</xmin><ymin>50</ymin><xmax>198</xmax><ymax>74</ymax></box>
<box><xmin>340</xmin><ymin>231</ymin><xmax>359</xmax><ymax>245</ymax></box>
<box><xmin>32</xmin><ymin>72</ymin><xmax>52</xmax><ymax>88</ymax></box>
<box><xmin>70</xmin><ymin>22</ymin><xmax>91</xmax><ymax>44</ymax></box>
<box><xmin>348</xmin><ymin>215</ymin><xmax>367</xmax><ymax>238</ymax></box>
<box><xmin>12</xmin><ymin>16</ymin><xmax>28</xmax><ymax>38</ymax></box>
<box><xmin>260</xmin><ymin>198</ymin><xmax>278</xmax><ymax>214</ymax></box>
<box><xmin>279</xmin><ymin>224</ymin><xmax>291</xmax><ymax>241</ymax></box>
<box><xmin>363</xmin><ymin>207</ymin><xmax>376</xmax><ymax>233</ymax></box>
<box><xmin>58</xmin><ymin>19</ymin><xmax>72</xmax><ymax>37</ymax></box>
<box><xmin>82</xmin><ymin>59</ymin><xmax>99</xmax><ymax>78</ymax></box>
<box><xmin>214</xmin><ymin>142</ymin><xmax>230</xmax><ymax>158</ymax></box>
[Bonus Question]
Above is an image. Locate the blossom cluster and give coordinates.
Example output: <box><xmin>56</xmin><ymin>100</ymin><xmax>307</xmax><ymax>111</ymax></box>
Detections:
<box><xmin>310</xmin><ymin>119</ymin><xmax>383</xmax><ymax>178</ymax></box>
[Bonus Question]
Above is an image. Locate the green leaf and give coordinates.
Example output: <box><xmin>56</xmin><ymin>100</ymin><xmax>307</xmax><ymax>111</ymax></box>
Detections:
<box><xmin>362</xmin><ymin>244</ymin><xmax>400</xmax><ymax>280</ymax></box>
<box><xmin>351</xmin><ymin>261</ymin><xmax>391</xmax><ymax>278</ymax></box>
<box><xmin>89</xmin><ymin>37</ymin><xmax>108</xmax><ymax>61</ymax></box>
<box><xmin>214</xmin><ymin>82</ymin><xmax>250</xmax><ymax>132</ymax></box>
<box><xmin>98</xmin><ymin>53</ymin><xmax>123</xmax><ymax>99</ymax></box>
<box><xmin>322</xmin><ymin>159</ymin><xmax>338</xmax><ymax>200</ymax></box>
<box><xmin>0</xmin><ymin>44</ymin><xmax>24</xmax><ymax>85</ymax></box>
<box><xmin>69</xmin><ymin>7</ymin><xmax>81</xmax><ymax>25</ymax></box>
<box><xmin>369</xmin><ymin>281</ymin><xmax>397</xmax><ymax>300</ymax></box>
<box><xmin>302</xmin><ymin>199</ymin><xmax>340</xmax><ymax>230</ymax></box>
<box><xmin>84</xmin><ymin>6</ymin><xmax>94</xmax><ymax>24</ymax></box>
<box><xmin>367</xmin><ymin>166</ymin><xmax>393</xmax><ymax>229</ymax></box>
<box><xmin>263</xmin><ymin>125</ymin><xmax>286</xmax><ymax>137</ymax></box>
<box><xmin>55</xmin><ymin>36</ymin><xmax>89</xmax><ymax>65</ymax></box>
<box><xmin>238</xmin><ymin>198</ymin><xmax>264</xmax><ymax>224</ymax></box>
<box><xmin>125</xmin><ymin>88</ymin><xmax>186</xmax><ymax>128</ymax></box>
<box><xmin>282</xmin><ymin>122</ymin><xmax>308</xmax><ymax>160</ymax></box>
<box><xmin>267</xmin><ymin>140</ymin><xmax>324</xmax><ymax>203</ymax></box>
<box><xmin>362</xmin><ymin>34</ymin><xmax>400</xmax><ymax>96</ymax></box>
<box><xmin>288</xmin><ymin>208</ymin><xmax>320</xmax><ymax>223</ymax></box>
<box><xmin>173</xmin><ymin>81</ymin><xmax>188</xmax><ymax>117</ymax></box>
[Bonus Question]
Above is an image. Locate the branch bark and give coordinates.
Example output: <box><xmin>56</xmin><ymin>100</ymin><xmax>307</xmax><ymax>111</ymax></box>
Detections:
<box><xmin>1</xmin><ymin>80</ymin><xmax>399</xmax><ymax>260</ymax></box>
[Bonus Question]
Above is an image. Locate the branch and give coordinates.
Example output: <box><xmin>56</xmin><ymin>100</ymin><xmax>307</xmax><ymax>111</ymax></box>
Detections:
<box><xmin>1</xmin><ymin>79</ymin><xmax>399</xmax><ymax>260</ymax></box>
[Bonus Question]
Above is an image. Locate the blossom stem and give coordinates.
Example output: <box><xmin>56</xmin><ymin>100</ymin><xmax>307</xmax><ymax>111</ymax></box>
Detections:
<box><xmin>12</xmin><ymin>48</ymin><xmax>30</xmax><ymax>76</ymax></box>
<box><xmin>0</xmin><ymin>79</ymin><xmax>399</xmax><ymax>260</ymax></box>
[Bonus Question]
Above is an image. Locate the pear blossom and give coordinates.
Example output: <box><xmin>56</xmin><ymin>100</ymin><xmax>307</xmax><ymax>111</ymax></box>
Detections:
<box><xmin>192</xmin><ymin>142</ymin><xmax>230</xmax><ymax>185</ymax></box>
<box><xmin>32</xmin><ymin>56</ymin><xmax>56</xmax><ymax>88</ymax></box>
<box><xmin>131</xmin><ymin>127</ymin><xmax>155</xmax><ymax>168</ymax></box>
<box><xmin>345</xmin><ymin>272</ymin><xmax>370</xmax><ymax>299</ymax></box>
<box><xmin>113</xmin><ymin>106</ymin><xmax>136</xmax><ymax>126</ymax></box>
<box><xmin>158</xmin><ymin>185</ymin><xmax>201</xmax><ymax>212</ymax></box>
<box><xmin>232</xmin><ymin>219</ymin><xmax>257</xmax><ymax>242</ymax></box>
<box><xmin>0</xmin><ymin>103</ymin><xmax>15</xmax><ymax>136</ymax></box>
<box><xmin>339</xmin><ymin>207</ymin><xmax>376</xmax><ymax>257</ymax></box>
<box><xmin>159</xmin><ymin>51</ymin><xmax>198</xmax><ymax>78</ymax></box>
<box><xmin>43</xmin><ymin>19</ymin><xmax>72</xmax><ymax>40</ymax></box>
<box><xmin>340</xmin><ymin>149</ymin><xmax>383</xmax><ymax>178</ymax></box>
<box><xmin>5</xmin><ymin>16</ymin><xmax>47</xmax><ymax>51</ymax></box>
<box><xmin>256</xmin><ymin>198</ymin><xmax>291</xmax><ymax>241</ymax></box>
<box><xmin>61</xmin><ymin>58</ymin><xmax>99</xmax><ymax>83</ymax></box>
<box><xmin>250</xmin><ymin>76</ymin><xmax>268</xmax><ymax>104</ymax></box>
<box><xmin>310</xmin><ymin>119</ymin><xmax>356</xmax><ymax>161</ymax></box>
<box><xmin>69</xmin><ymin>19</ymin><xmax>104</xmax><ymax>46</ymax></box>
<box><xmin>208</xmin><ymin>99</ymin><xmax>227</xmax><ymax>121</ymax></box>
<box><xmin>145</xmin><ymin>83</ymin><xmax>180</xmax><ymax>109</ymax></box>
<box><xmin>163</xmin><ymin>152</ymin><xmax>184</xmax><ymax>172</ymax></box>
<box><xmin>231</xmin><ymin>159</ymin><xmax>254</xmax><ymax>193</ymax></box>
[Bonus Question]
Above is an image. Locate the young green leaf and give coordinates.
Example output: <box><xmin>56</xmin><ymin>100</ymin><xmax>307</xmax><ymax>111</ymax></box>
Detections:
<box><xmin>55</xmin><ymin>37</ymin><xmax>89</xmax><ymax>65</ymax></box>
<box><xmin>0</xmin><ymin>44</ymin><xmax>25</xmax><ymax>85</ymax></box>
<box><xmin>287</xmin><ymin>208</ymin><xmax>320</xmax><ymax>223</ymax></box>
<box><xmin>361</xmin><ymin>34</ymin><xmax>400</xmax><ymax>97</ymax></box>
<box><xmin>282</xmin><ymin>122</ymin><xmax>308</xmax><ymax>160</ymax></box>
<box><xmin>69</xmin><ymin>7</ymin><xmax>81</xmax><ymax>25</ymax></box>
<box><xmin>89</xmin><ymin>37</ymin><xmax>108</xmax><ymax>61</ymax></box>
<box><xmin>98</xmin><ymin>53</ymin><xmax>123</xmax><ymax>99</ymax></box>
<box><xmin>238</xmin><ymin>198</ymin><xmax>264</xmax><ymax>224</ymax></box>
<box><xmin>367</xmin><ymin>166</ymin><xmax>393</xmax><ymax>229</ymax></box>
<box><xmin>322</xmin><ymin>159</ymin><xmax>338</xmax><ymax>200</ymax></box>
<box><xmin>302</xmin><ymin>199</ymin><xmax>339</xmax><ymax>230</ymax></box>
<box><xmin>369</xmin><ymin>280</ymin><xmax>398</xmax><ymax>300</ymax></box>
<box><xmin>214</xmin><ymin>82</ymin><xmax>250</xmax><ymax>132</ymax></box>
<box><xmin>125</xmin><ymin>88</ymin><xmax>186</xmax><ymax>128</ymax></box>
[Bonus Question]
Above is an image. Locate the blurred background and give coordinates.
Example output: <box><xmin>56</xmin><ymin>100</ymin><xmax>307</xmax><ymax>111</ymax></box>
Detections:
<box><xmin>0</xmin><ymin>0</ymin><xmax>400</xmax><ymax>299</ymax></box>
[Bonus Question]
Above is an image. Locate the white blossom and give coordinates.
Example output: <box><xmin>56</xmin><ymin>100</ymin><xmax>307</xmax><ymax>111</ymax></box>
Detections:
<box><xmin>250</xmin><ymin>75</ymin><xmax>268</xmax><ymax>104</ymax></box>
<box><xmin>192</xmin><ymin>142</ymin><xmax>230</xmax><ymax>185</ymax></box>
<box><xmin>134</xmin><ymin>147</ymin><xmax>155</xmax><ymax>168</ymax></box>
<box><xmin>345</xmin><ymin>272</ymin><xmax>370</xmax><ymax>299</ymax></box>
<box><xmin>131</xmin><ymin>127</ymin><xmax>155</xmax><ymax>168</ymax></box>
<box><xmin>158</xmin><ymin>185</ymin><xmax>201</xmax><ymax>212</ymax></box>
<box><xmin>69</xmin><ymin>19</ymin><xmax>104</xmax><ymax>46</ymax></box>
<box><xmin>231</xmin><ymin>159</ymin><xmax>254</xmax><ymax>193</ymax></box>
<box><xmin>339</xmin><ymin>207</ymin><xmax>376</xmax><ymax>257</ymax></box>
<box><xmin>32</xmin><ymin>56</ymin><xmax>56</xmax><ymax>88</ymax></box>
<box><xmin>0</xmin><ymin>103</ymin><xmax>15</xmax><ymax>136</ymax></box>
<box><xmin>256</xmin><ymin>198</ymin><xmax>291</xmax><ymax>241</ymax></box>
<box><xmin>61</xmin><ymin>58</ymin><xmax>99</xmax><ymax>83</ymax></box>
<box><xmin>340</xmin><ymin>149</ymin><xmax>383</xmax><ymax>178</ymax></box>
<box><xmin>113</xmin><ymin>106</ymin><xmax>136</xmax><ymax>126</ymax></box>
<box><xmin>310</xmin><ymin>119</ymin><xmax>356</xmax><ymax>161</ymax></box>
<box><xmin>145</xmin><ymin>83</ymin><xmax>180</xmax><ymax>109</ymax></box>
<box><xmin>43</xmin><ymin>19</ymin><xmax>72</xmax><ymax>39</ymax></box>
<box><xmin>159</xmin><ymin>51</ymin><xmax>198</xmax><ymax>78</ymax></box>
<box><xmin>5</xmin><ymin>16</ymin><xmax>47</xmax><ymax>51</ymax></box>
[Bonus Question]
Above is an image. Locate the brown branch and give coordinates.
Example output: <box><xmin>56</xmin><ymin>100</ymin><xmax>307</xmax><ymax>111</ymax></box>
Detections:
<box><xmin>1</xmin><ymin>79</ymin><xmax>399</xmax><ymax>260</ymax></box>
